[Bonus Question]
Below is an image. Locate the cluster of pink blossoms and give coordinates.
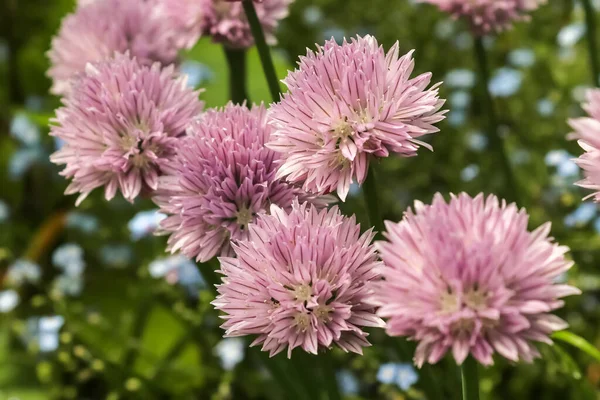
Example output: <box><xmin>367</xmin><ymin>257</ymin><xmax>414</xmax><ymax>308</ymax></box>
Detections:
<box><xmin>569</xmin><ymin>89</ymin><xmax>600</xmax><ymax>202</ymax></box>
<box><xmin>269</xmin><ymin>35</ymin><xmax>446</xmax><ymax>200</ymax></box>
<box><xmin>420</xmin><ymin>0</ymin><xmax>546</xmax><ymax>35</ymax></box>
<box><xmin>46</xmin><ymin>0</ymin><xmax>580</xmax><ymax>367</ymax></box>
<box><xmin>372</xmin><ymin>193</ymin><xmax>578</xmax><ymax>366</ymax></box>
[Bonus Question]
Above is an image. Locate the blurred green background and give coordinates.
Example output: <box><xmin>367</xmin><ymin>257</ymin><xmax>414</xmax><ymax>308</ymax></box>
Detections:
<box><xmin>1</xmin><ymin>0</ymin><xmax>599</xmax><ymax>399</ymax></box>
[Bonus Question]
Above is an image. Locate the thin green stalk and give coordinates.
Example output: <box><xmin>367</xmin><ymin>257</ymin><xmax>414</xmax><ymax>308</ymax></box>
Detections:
<box><xmin>363</xmin><ymin>167</ymin><xmax>384</xmax><ymax>238</ymax></box>
<box><xmin>460</xmin><ymin>357</ymin><xmax>480</xmax><ymax>400</ymax></box>
<box><xmin>321</xmin><ymin>353</ymin><xmax>342</xmax><ymax>400</ymax></box>
<box><xmin>242</xmin><ymin>0</ymin><xmax>281</xmax><ymax>101</ymax></box>
<box><xmin>473</xmin><ymin>36</ymin><xmax>520</xmax><ymax>205</ymax></box>
<box><xmin>582</xmin><ymin>0</ymin><xmax>600</xmax><ymax>86</ymax></box>
<box><xmin>150</xmin><ymin>329</ymin><xmax>196</xmax><ymax>379</ymax></box>
<box><xmin>223</xmin><ymin>47</ymin><xmax>250</xmax><ymax>104</ymax></box>
<box><xmin>198</xmin><ymin>258</ymin><xmax>221</xmax><ymax>295</ymax></box>
<box><xmin>122</xmin><ymin>297</ymin><xmax>154</xmax><ymax>371</ymax></box>
<box><xmin>393</xmin><ymin>339</ymin><xmax>444</xmax><ymax>400</ymax></box>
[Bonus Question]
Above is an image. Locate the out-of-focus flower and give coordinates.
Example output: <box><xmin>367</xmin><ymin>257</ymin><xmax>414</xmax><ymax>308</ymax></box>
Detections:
<box><xmin>419</xmin><ymin>0</ymin><xmax>547</xmax><ymax>35</ymax></box>
<box><xmin>557</xmin><ymin>23</ymin><xmax>585</xmax><ymax>48</ymax></box>
<box><xmin>377</xmin><ymin>363</ymin><xmax>419</xmax><ymax>391</ymax></box>
<box><xmin>215</xmin><ymin>338</ymin><xmax>245</xmax><ymax>370</ymax></box>
<box><xmin>200</xmin><ymin>0</ymin><xmax>293</xmax><ymax>48</ymax></box>
<box><xmin>268</xmin><ymin>35</ymin><xmax>445</xmax><ymax>201</ymax></box>
<box><xmin>0</xmin><ymin>290</ymin><xmax>19</xmax><ymax>313</ymax></box>
<box><xmin>488</xmin><ymin>67</ymin><xmax>522</xmax><ymax>98</ymax></box>
<box><xmin>0</xmin><ymin>200</ymin><xmax>9</xmax><ymax>223</ymax></box>
<box><xmin>6</xmin><ymin>260</ymin><xmax>41</xmax><ymax>286</ymax></box>
<box><xmin>149</xmin><ymin>255</ymin><xmax>205</xmax><ymax>294</ymax></box>
<box><xmin>23</xmin><ymin>316</ymin><xmax>65</xmax><ymax>353</ymax></box>
<box><xmin>508</xmin><ymin>48</ymin><xmax>535</xmax><ymax>68</ymax></box>
<box><xmin>128</xmin><ymin>210</ymin><xmax>167</xmax><ymax>240</ymax></box>
<box><xmin>569</xmin><ymin>89</ymin><xmax>600</xmax><ymax>202</ymax></box>
<box><xmin>9</xmin><ymin>148</ymin><xmax>43</xmax><ymax>180</ymax></box>
<box><xmin>564</xmin><ymin>203</ymin><xmax>597</xmax><ymax>227</ymax></box>
<box><xmin>336</xmin><ymin>370</ymin><xmax>360</xmax><ymax>395</ymax></box>
<box><xmin>52</xmin><ymin>243</ymin><xmax>86</xmax><ymax>276</ymax></box>
<box><xmin>50</xmin><ymin>53</ymin><xmax>203</xmax><ymax>205</ymax></box>
<box><xmin>10</xmin><ymin>113</ymin><xmax>40</xmax><ymax>147</ymax></box>
<box><xmin>179</xmin><ymin>61</ymin><xmax>215</xmax><ymax>88</ymax></box>
<box><xmin>100</xmin><ymin>244</ymin><xmax>133</xmax><ymax>268</ymax></box>
<box><xmin>445</xmin><ymin>69</ymin><xmax>476</xmax><ymax>88</ymax></box>
<box><xmin>66</xmin><ymin>212</ymin><xmax>99</xmax><ymax>233</ymax></box>
<box><xmin>213</xmin><ymin>201</ymin><xmax>384</xmax><ymax>358</ymax></box>
<box><xmin>373</xmin><ymin>193</ymin><xmax>579</xmax><ymax>366</ymax></box>
<box><xmin>51</xmin><ymin>275</ymin><xmax>84</xmax><ymax>297</ymax></box>
<box><xmin>154</xmin><ymin>103</ymin><xmax>329</xmax><ymax>262</ymax></box>
<box><xmin>48</xmin><ymin>0</ymin><xmax>204</xmax><ymax>95</ymax></box>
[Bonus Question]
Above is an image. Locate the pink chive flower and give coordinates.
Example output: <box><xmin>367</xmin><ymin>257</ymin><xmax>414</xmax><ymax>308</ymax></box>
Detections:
<box><xmin>268</xmin><ymin>35</ymin><xmax>446</xmax><ymax>201</ymax></box>
<box><xmin>50</xmin><ymin>53</ymin><xmax>204</xmax><ymax>205</ymax></box>
<box><xmin>212</xmin><ymin>201</ymin><xmax>384</xmax><ymax>357</ymax></box>
<box><xmin>48</xmin><ymin>0</ymin><xmax>203</xmax><ymax>96</ymax></box>
<box><xmin>372</xmin><ymin>193</ymin><xmax>579</xmax><ymax>367</ymax></box>
<box><xmin>153</xmin><ymin>103</ymin><xmax>331</xmax><ymax>263</ymax></box>
<box><xmin>199</xmin><ymin>0</ymin><xmax>293</xmax><ymax>48</ymax></box>
<box><xmin>419</xmin><ymin>0</ymin><xmax>546</xmax><ymax>35</ymax></box>
<box><xmin>569</xmin><ymin>89</ymin><xmax>600</xmax><ymax>202</ymax></box>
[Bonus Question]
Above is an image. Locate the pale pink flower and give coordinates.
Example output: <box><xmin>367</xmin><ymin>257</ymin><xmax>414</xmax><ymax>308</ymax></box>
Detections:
<box><xmin>372</xmin><ymin>193</ymin><xmax>579</xmax><ymax>367</ymax></box>
<box><xmin>50</xmin><ymin>53</ymin><xmax>204</xmax><ymax>205</ymax></box>
<box><xmin>200</xmin><ymin>0</ymin><xmax>293</xmax><ymax>48</ymax></box>
<box><xmin>419</xmin><ymin>0</ymin><xmax>546</xmax><ymax>35</ymax></box>
<box><xmin>569</xmin><ymin>89</ymin><xmax>600</xmax><ymax>202</ymax></box>
<box><xmin>154</xmin><ymin>103</ymin><xmax>331</xmax><ymax>263</ymax></box>
<box><xmin>212</xmin><ymin>201</ymin><xmax>384</xmax><ymax>357</ymax></box>
<box><xmin>268</xmin><ymin>35</ymin><xmax>446</xmax><ymax>201</ymax></box>
<box><xmin>48</xmin><ymin>0</ymin><xmax>204</xmax><ymax>96</ymax></box>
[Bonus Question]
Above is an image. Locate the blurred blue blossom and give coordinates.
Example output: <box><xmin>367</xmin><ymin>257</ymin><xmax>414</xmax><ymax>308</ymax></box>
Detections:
<box><xmin>450</xmin><ymin>91</ymin><xmax>471</xmax><ymax>109</ymax></box>
<box><xmin>435</xmin><ymin>20</ymin><xmax>455</xmax><ymax>39</ymax></box>
<box><xmin>323</xmin><ymin>27</ymin><xmax>346</xmax><ymax>43</ymax></box>
<box><xmin>545</xmin><ymin>149</ymin><xmax>579</xmax><ymax>178</ymax></box>
<box><xmin>52</xmin><ymin>275</ymin><xmax>84</xmax><ymax>297</ymax></box>
<box><xmin>453</xmin><ymin>32</ymin><xmax>472</xmax><ymax>50</ymax></box>
<box><xmin>10</xmin><ymin>113</ymin><xmax>40</xmax><ymax>147</ymax></box>
<box><xmin>303</xmin><ymin>6</ymin><xmax>323</xmax><ymax>25</ymax></box>
<box><xmin>377</xmin><ymin>362</ymin><xmax>418</xmax><ymax>391</ymax></box>
<box><xmin>66</xmin><ymin>211</ymin><xmax>99</xmax><ymax>233</ymax></box>
<box><xmin>9</xmin><ymin>148</ymin><xmax>43</xmax><ymax>179</ymax></box>
<box><xmin>557</xmin><ymin>23</ymin><xmax>585</xmax><ymax>48</ymax></box>
<box><xmin>52</xmin><ymin>243</ymin><xmax>86</xmax><ymax>276</ymax></box>
<box><xmin>0</xmin><ymin>200</ymin><xmax>9</xmax><ymax>222</ymax></box>
<box><xmin>6</xmin><ymin>259</ymin><xmax>41</xmax><ymax>286</ymax></box>
<box><xmin>128</xmin><ymin>210</ymin><xmax>166</xmax><ymax>240</ymax></box>
<box><xmin>508</xmin><ymin>48</ymin><xmax>535</xmax><ymax>68</ymax></box>
<box><xmin>25</xmin><ymin>96</ymin><xmax>44</xmax><ymax>112</ymax></box>
<box><xmin>180</xmin><ymin>60</ymin><xmax>214</xmax><ymax>88</ymax></box>
<box><xmin>565</xmin><ymin>203</ymin><xmax>597</xmax><ymax>227</ymax></box>
<box><xmin>348</xmin><ymin>182</ymin><xmax>361</xmax><ymax>197</ymax></box>
<box><xmin>149</xmin><ymin>255</ymin><xmax>205</xmax><ymax>295</ymax></box>
<box><xmin>215</xmin><ymin>338</ymin><xmax>245</xmax><ymax>370</ymax></box>
<box><xmin>488</xmin><ymin>68</ymin><xmax>522</xmax><ymax>97</ymax></box>
<box><xmin>448</xmin><ymin>110</ymin><xmax>467</xmax><ymax>127</ymax></box>
<box><xmin>0</xmin><ymin>290</ymin><xmax>19</xmax><ymax>313</ymax></box>
<box><xmin>336</xmin><ymin>370</ymin><xmax>359</xmax><ymax>395</ymax></box>
<box><xmin>461</xmin><ymin>164</ymin><xmax>480</xmax><ymax>182</ymax></box>
<box><xmin>445</xmin><ymin>69</ymin><xmax>476</xmax><ymax>88</ymax></box>
<box><xmin>100</xmin><ymin>244</ymin><xmax>133</xmax><ymax>268</ymax></box>
<box><xmin>467</xmin><ymin>131</ymin><xmax>488</xmax><ymax>151</ymax></box>
<box><xmin>24</xmin><ymin>316</ymin><xmax>65</xmax><ymax>353</ymax></box>
<box><xmin>537</xmin><ymin>98</ymin><xmax>555</xmax><ymax>117</ymax></box>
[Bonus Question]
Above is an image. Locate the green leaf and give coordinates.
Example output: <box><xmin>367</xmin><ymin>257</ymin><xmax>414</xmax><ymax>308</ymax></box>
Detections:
<box><xmin>552</xmin><ymin>331</ymin><xmax>600</xmax><ymax>363</ymax></box>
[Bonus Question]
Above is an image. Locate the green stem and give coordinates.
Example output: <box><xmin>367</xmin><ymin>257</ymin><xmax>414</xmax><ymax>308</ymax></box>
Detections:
<box><xmin>473</xmin><ymin>37</ymin><xmax>520</xmax><ymax>205</ymax></box>
<box><xmin>363</xmin><ymin>167</ymin><xmax>384</xmax><ymax>237</ymax></box>
<box><xmin>150</xmin><ymin>329</ymin><xmax>195</xmax><ymax>379</ymax></box>
<box><xmin>393</xmin><ymin>339</ymin><xmax>444</xmax><ymax>400</ymax></box>
<box><xmin>582</xmin><ymin>0</ymin><xmax>600</xmax><ymax>86</ymax></box>
<box><xmin>198</xmin><ymin>258</ymin><xmax>221</xmax><ymax>295</ymax></box>
<box><xmin>122</xmin><ymin>297</ymin><xmax>154</xmax><ymax>371</ymax></box>
<box><xmin>242</xmin><ymin>0</ymin><xmax>281</xmax><ymax>102</ymax></box>
<box><xmin>321</xmin><ymin>353</ymin><xmax>341</xmax><ymax>400</ymax></box>
<box><xmin>460</xmin><ymin>357</ymin><xmax>480</xmax><ymax>400</ymax></box>
<box><xmin>223</xmin><ymin>47</ymin><xmax>250</xmax><ymax>104</ymax></box>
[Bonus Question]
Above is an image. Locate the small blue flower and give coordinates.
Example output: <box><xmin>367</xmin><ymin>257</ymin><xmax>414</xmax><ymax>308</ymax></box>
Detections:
<box><xmin>448</xmin><ymin>109</ymin><xmax>466</xmax><ymax>127</ymax></box>
<box><xmin>467</xmin><ymin>131</ymin><xmax>488</xmax><ymax>151</ymax></box>
<box><xmin>180</xmin><ymin>61</ymin><xmax>215</xmax><ymax>88</ymax></box>
<box><xmin>10</xmin><ymin>113</ymin><xmax>40</xmax><ymax>147</ymax></box>
<box><xmin>377</xmin><ymin>363</ymin><xmax>419</xmax><ymax>391</ymax></box>
<box><xmin>377</xmin><ymin>363</ymin><xmax>398</xmax><ymax>385</ymax></box>
<box><xmin>445</xmin><ymin>69</ymin><xmax>476</xmax><ymax>89</ymax></box>
<box><xmin>100</xmin><ymin>244</ymin><xmax>133</xmax><ymax>268</ymax></box>
<box><xmin>24</xmin><ymin>316</ymin><xmax>65</xmax><ymax>353</ymax></box>
<box><xmin>488</xmin><ymin>68</ymin><xmax>522</xmax><ymax>98</ymax></box>
<box><xmin>323</xmin><ymin>28</ymin><xmax>346</xmax><ymax>44</ymax></box>
<box><xmin>0</xmin><ymin>290</ymin><xmax>19</xmax><ymax>313</ymax></box>
<box><xmin>461</xmin><ymin>164</ymin><xmax>479</xmax><ymax>182</ymax></box>
<box><xmin>545</xmin><ymin>150</ymin><xmax>570</xmax><ymax>167</ymax></box>
<box><xmin>9</xmin><ymin>148</ymin><xmax>42</xmax><ymax>179</ymax></box>
<box><xmin>336</xmin><ymin>370</ymin><xmax>359</xmax><ymax>395</ymax></box>
<box><xmin>215</xmin><ymin>338</ymin><xmax>245</xmax><ymax>370</ymax></box>
<box><xmin>52</xmin><ymin>243</ymin><xmax>85</xmax><ymax>276</ymax></box>
<box><xmin>537</xmin><ymin>98</ymin><xmax>555</xmax><ymax>117</ymax></box>
<box><xmin>565</xmin><ymin>203</ymin><xmax>597</xmax><ymax>227</ymax></box>
<box><xmin>149</xmin><ymin>256</ymin><xmax>205</xmax><ymax>295</ymax></box>
<box><xmin>52</xmin><ymin>275</ymin><xmax>84</xmax><ymax>297</ymax></box>
<box><xmin>508</xmin><ymin>48</ymin><xmax>535</xmax><ymax>68</ymax></box>
<box><xmin>0</xmin><ymin>200</ymin><xmax>9</xmax><ymax>223</ymax></box>
<box><xmin>303</xmin><ymin>6</ymin><xmax>323</xmax><ymax>25</ymax></box>
<box><xmin>557</xmin><ymin>23</ymin><xmax>585</xmax><ymax>48</ymax></box>
<box><xmin>128</xmin><ymin>210</ymin><xmax>166</xmax><ymax>240</ymax></box>
<box><xmin>6</xmin><ymin>259</ymin><xmax>41</xmax><ymax>286</ymax></box>
<box><xmin>450</xmin><ymin>91</ymin><xmax>471</xmax><ymax>109</ymax></box>
<box><xmin>66</xmin><ymin>212</ymin><xmax>99</xmax><ymax>233</ymax></box>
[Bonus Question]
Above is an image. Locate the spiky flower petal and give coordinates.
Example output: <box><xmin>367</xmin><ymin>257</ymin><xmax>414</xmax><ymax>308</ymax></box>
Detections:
<box><xmin>213</xmin><ymin>201</ymin><xmax>384</xmax><ymax>357</ymax></box>
<box><xmin>372</xmin><ymin>193</ymin><xmax>579</xmax><ymax>366</ymax></box>
<box><xmin>154</xmin><ymin>103</ymin><xmax>330</xmax><ymax>263</ymax></box>
<box><xmin>50</xmin><ymin>53</ymin><xmax>204</xmax><ymax>205</ymax></box>
<box><xmin>268</xmin><ymin>35</ymin><xmax>446</xmax><ymax>201</ymax></box>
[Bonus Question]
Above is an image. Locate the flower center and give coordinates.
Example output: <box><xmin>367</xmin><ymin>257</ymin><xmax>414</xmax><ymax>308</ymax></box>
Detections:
<box><xmin>464</xmin><ymin>288</ymin><xmax>488</xmax><ymax>310</ymax></box>
<box><xmin>294</xmin><ymin>312</ymin><xmax>311</xmax><ymax>332</ymax></box>
<box><xmin>293</xmin><ymin>284</ymin><xmax>312</xmax><ymax>302</ymax></box>
<box><xmin>439</xmin><ymin>290</ymin><xmax>460</xmax><ymax>314</ymax></box>
<box><xmin>314</xmin><ymin>304</ymin><xmax>332</xmax><ymax>322</ymax></box>
<box><xmin>235</xmin><ymin>207</ymin><xmax>254</xmax><ymax>228</ymax></box>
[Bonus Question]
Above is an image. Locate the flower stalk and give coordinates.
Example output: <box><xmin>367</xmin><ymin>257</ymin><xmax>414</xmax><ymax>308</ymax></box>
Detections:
<box><xmin>582</xmin><ymin>0</ymin><xmax>600</xmax><ymax>86</ymax></box>
<box><xmin>461</xmin><ymin>357</ymin><xmax>480</xmax><ymax>400</ymax></box>
<box><xmin>224</xmin><ymin>46</ymin><xmax>250</xmax><ymax>104</ymax></box>
<box><xmin>242</xmin><ymin>0</ymin><xmax>281</xmax><ymax>101</ymax></box>
<box><xmin>363</xmin><ymin>166</ymin><xmax>384</xmax><ymax>238</ymax></box>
